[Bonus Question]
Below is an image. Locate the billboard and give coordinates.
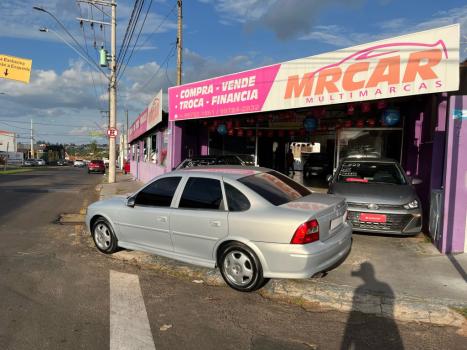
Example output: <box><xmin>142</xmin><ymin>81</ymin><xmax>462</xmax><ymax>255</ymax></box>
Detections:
<box><xmin>128</xmin><ymin>109</ymin><xmax>148</xmax><ymax>143</ymax></box>
<box><xmin>169</xmin><ymin>24</ymin><xmax>460</xmax><ymax>121</ymax></box>
<box><xmin>147</xmin><ymin>89</ymin><xmax>163</xmax><ymax>130</ymax></box>
<box><xmin>128</xmin><ymin>90</ymin><xmax>164</xmax><ymax>143</ymax></box>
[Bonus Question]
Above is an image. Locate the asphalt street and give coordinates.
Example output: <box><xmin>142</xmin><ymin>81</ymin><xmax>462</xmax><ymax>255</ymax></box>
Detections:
<box><xmin>0</xmin><ymin>167</ymin><xmax>465</xmax><ymax>350</ymax></box>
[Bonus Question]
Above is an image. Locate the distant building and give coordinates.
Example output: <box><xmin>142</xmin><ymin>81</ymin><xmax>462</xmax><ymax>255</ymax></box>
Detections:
<box><xmin>36</xmin><ymin>144</ymin><xmax>65</xmax><ymax>163</ymax></box>
<box><xmin>0</xmin><ymin>130</ymin><xmax>17</xmax><ymax>152</ymax></box>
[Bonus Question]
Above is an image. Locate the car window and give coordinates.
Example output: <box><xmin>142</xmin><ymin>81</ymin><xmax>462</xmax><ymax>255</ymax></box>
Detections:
<box><xmin>135</xmin><ymin>177</ymin><xmax>181</xmax><ymax>207</ymax></box>
<box><xmin>225</xmin><ymin>183</ymin><xmax>250</xmax><ymax>212</ymax></box>
<box><xmin>238</xmin><ymin>171</ymin><xmax>311</xmax><ymax>206</ymax></box>
<box><xmin>179</xmin><ymin>177</ymin><xmax>224</xmax><ymax>210</ymax></box>
<box><xmin>337</xmin><ymin>162</ymin><xmax>406</xmax><ymax>185</ymax></box>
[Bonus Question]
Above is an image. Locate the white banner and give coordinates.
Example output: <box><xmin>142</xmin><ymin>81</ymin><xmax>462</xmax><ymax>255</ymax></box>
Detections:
<box><xmin>169</xmin><ymin>24</ymin><xmax>460</xmax><ymax>121</ymax></box>
<box><xmin>147</xmin><ymin>89</ymin><xmax>163</xmax><ymax>129</ymax></box>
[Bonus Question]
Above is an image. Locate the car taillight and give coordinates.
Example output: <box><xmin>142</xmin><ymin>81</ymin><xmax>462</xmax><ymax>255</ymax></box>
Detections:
<box><xmin>291</xmin><ymin>219</ymin><xmax>319</xmax><ymax>244</ymax></box>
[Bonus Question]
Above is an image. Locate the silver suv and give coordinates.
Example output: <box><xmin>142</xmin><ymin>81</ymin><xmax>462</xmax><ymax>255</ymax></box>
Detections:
<box><xmin>328</xmin><ymin>158</ymin><xmax>422</xmax><ymax>235</ymax></box>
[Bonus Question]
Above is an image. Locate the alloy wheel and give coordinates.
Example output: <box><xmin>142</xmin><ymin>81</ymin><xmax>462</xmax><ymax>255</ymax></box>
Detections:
<box><xmin>223</xmin><ymin>250</ymin><xmax>254</xmax><ymax>286</ymax></box>
<box><xmin>94</xmin><ymin>223</ymin><xmax>112</xmax><ymax>250</ymax></box>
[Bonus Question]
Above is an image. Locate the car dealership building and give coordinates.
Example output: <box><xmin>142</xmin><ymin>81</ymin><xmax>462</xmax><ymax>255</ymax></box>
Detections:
<box><xmin>128</xmin><ymin>24</ymin><xmax>467</xmax><ymax>254</ymax></box>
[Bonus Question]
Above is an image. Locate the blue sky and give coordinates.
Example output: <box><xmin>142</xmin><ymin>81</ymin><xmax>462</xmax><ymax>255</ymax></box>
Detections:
<box><xmin>0</xmin><ymin>0</ymin><xmax>466</xmax><ymax>144</ymax></box>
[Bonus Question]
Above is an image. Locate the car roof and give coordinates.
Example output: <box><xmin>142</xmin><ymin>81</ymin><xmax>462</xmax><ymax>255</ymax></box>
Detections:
<box><xmin>170</xmin><ymin>165</ymin><xmax>269</xmax><ymax>180</ymax></box>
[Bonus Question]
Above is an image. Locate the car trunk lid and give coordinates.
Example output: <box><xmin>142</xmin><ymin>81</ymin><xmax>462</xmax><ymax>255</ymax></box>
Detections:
<box><xmin>281</xmin><ymin>193</ymin><xmax>347</xmax><ymax>242</ymax></box>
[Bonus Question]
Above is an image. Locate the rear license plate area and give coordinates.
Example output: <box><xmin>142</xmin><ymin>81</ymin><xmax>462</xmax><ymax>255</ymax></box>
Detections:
<box><xmin>330</xmin><ymin>214</ymin><xmax>344</xmax><ymax>231</ymax></box>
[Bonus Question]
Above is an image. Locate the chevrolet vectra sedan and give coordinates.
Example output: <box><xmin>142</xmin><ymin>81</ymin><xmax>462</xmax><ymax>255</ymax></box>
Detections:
<box><xmin>86</xmin><ymin>167</ymin><xmax>352</xmax><ymax>291</ymax></box>
<box><xmin>328</xmin><ymin>158</ymin><xmax>422</xmax><ymax>235</ymax></box>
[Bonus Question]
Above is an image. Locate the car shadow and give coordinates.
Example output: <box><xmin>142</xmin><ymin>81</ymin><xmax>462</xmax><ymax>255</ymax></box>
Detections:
<box><xmin>340</xmin><ymin>262</ymin><xmax>404</xmax><ymax>350</ymax></box>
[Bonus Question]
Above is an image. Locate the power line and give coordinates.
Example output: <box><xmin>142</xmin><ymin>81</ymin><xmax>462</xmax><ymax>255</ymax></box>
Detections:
<box><xmin>77</xmin><ymin>1</ymin><xmax>104</xmax><ymax>112</ymax></box>
<box><xmin>139</xmin><ymin>41</ymin><xmax>177</xmax><ymax>90</ymax></box>
<box><xmin>135</xmin><ymin>2</ymin><xmax>176</xmax><ymax>53</ymax></box>
<box><xmin>117</xmin><ymin>0</ymin><xmax>144</xmax><ymax>68</ymax></box>
<box><xmin>0</xmin><ymin>119</ymin><xmax>96</xmax><ymax>128</ymax></box>
<box><xmin>0</xmin><ymin>121</ymin><xmax>31</xmax><ymax>130</ymax></box>
<box><xmin>117</xmin><ymin>0</ymin><xmax>155</xmax><ymax>82</ymax></box>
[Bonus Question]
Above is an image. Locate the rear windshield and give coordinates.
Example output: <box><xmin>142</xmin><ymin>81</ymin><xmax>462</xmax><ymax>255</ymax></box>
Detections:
<box><xmin>91</xmin><ymin>160</ymin><xmax>103</xmax><ymax>163</ymax></box>
<box><xmin>238</xmin><ymin>171</ymin><xmax>311</xmax><ymax>206</ymax></box>
<box><xmin>337</xmin><ymin>161</ymin><xmax>406</xmax><ymax>185</ymax></box>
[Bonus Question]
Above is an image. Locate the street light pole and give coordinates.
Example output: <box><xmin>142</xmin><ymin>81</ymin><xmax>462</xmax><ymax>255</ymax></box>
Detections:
<box><xmin>38</xmin><ymin>28</ymin><xmax>108</xmax><ymax>78</ymax></box>
<box><xmin>34</xmin><ymin>3</ymin><xmax>117</xmax><ymax>183</ymax></box>
<box><xmin>30</xmin><ymin>119</ymin><xmax>34</xmax><ymax>159</ymax></box>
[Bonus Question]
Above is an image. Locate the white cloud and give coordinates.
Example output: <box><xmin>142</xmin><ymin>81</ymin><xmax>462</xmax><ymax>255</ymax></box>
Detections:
<box><xmin>298</xmin><ymin>4</ymin><xmax>467</xmax><ymax>57</ymax></box>
<box><xmin>0</xmin><ymin>1</ymin><xmax>177</xmax><ymax>52</ymax></box>
<box><xmin>200</xmin><ymin>0</ymin><xmax>365</xmax><ymax>40</ymax></box>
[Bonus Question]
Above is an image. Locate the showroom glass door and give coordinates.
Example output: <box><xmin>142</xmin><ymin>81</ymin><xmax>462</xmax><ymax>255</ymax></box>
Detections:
<box><xmin>336</xmin><ymin>128</ymin><xmax>403</xmax><ymax>168</ymax></box>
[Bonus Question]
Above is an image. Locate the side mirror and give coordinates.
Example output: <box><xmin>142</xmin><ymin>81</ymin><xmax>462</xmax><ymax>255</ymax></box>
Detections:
<box><xmin>326</xmin><ymin>174</ymin><xmax>333</xmax><ymax>183</ymax></box>
<box><xmin>411</xmin><ymin>178</ymin><xmax>422</xmax><ymax>185</ymax></box>
<box><xmin>126</xmin><ymin>196</ymin><xmax>136</xmax><ymax>207</ymax></box>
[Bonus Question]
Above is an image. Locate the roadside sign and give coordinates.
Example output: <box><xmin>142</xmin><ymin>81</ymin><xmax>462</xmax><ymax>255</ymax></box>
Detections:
<box><xmin>0</xmin><ymin>54</ymin><xmax>32</xmax><ymax>84</ymax></box>
<box><xmin>107</xmin><ymin>128</ymin><xmax>118</xmax><ymax>138</ymax></box>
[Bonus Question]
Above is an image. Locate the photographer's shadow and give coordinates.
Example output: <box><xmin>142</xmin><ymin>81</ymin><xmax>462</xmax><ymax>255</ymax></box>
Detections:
<box><xmin>341</xmin><ymin>262</ymin><xmax>404</xmax><ymax>350</ymax></box>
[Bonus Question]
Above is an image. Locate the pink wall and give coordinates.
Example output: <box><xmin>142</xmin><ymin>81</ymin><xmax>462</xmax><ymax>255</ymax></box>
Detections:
<box><xmin>130</xmin><ymin>160</ymin><xmax>167</xmax><ymax>184</ymax></box>
<box><xmin>441</xmin><ymin>95</ymin><xmax>467</xmax><ymax>253</ymax></box>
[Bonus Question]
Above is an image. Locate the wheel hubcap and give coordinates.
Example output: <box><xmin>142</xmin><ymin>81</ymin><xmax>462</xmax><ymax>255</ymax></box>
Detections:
<box><xmin>94</xmin><ymin>223</ymin><xmax>111</xmax><ymax>250</ymax></box>
<box><xmin>223</xmin><ymin>250</ymin><xmax>254</xmax><ymax>286</ymax></box>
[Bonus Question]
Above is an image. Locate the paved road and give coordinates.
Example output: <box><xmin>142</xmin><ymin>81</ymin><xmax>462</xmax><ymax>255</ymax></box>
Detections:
<box><xmin>0</xmin><ymin>167</ymin><xmax>465</xmax><ymax>349</ymax></box>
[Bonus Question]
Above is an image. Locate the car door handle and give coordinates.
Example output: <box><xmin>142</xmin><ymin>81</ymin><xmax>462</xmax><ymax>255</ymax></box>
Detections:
<box><xmin>209</xmin><ymin>220</ymin><xmax>222</xmax><ymax>227</ymax></box>
<box><xmin>156</xmin><ymin>216</ymin><xmax>168</xmax><ymax>223</ymax></box>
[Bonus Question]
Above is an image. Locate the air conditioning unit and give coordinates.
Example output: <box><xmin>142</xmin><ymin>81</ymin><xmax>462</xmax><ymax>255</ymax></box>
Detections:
<box><xmin>429</xmin><ymin>190</ymin><xmax>443</xmax><ymax>241</ymax></box>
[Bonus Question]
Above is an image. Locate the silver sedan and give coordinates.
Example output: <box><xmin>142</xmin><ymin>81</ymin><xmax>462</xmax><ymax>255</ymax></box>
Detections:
<box><xmin>86</xmin><ymin>166</ymin><xmax>352</xmax><ymax>292</ymax></box>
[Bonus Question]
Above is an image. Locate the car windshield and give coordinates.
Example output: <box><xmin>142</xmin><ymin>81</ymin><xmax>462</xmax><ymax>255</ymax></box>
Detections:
<box><xmin>337</xmin><ymin>161</ymin><xmax>407</xmax><ymax>185</ymax></box>
<box><xmin>238</xmin><ymin>171</ymin><xmax>311</xmax><ymax>206</ymax></box>
<box><xmin>182</xmin><ymin>158</ymin><xmax>217</xmax><ymax>168</ymax></box>
<box><xmin>236</xmin><ymin>154</ymin><xmax>255</xmax><ymax>165</ymax></box>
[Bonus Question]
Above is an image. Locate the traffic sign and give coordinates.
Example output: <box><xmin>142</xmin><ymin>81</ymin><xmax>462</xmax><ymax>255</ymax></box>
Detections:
<box><xmin>107</xmin><ymin>128</ymin><xmax>118</xmax><ymax>138</ymax></box>
<box><xmin>0</xmin><ymin>54</ymin><xmax>32</xmax><ymax>84</ymax></box>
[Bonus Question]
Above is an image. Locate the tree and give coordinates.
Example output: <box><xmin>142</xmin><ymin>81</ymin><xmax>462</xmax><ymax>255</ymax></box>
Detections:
<box><xmin>89</xmin><ymin>141</ymin><xmax>98</xmax><ymax>156</ymax></box>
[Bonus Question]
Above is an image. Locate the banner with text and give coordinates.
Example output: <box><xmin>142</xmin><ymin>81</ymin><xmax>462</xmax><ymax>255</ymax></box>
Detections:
<box><xmin>169</xmin><ymin>24</ymin><xmax>460</xmax><ymax>121</ymax></box>
<box><xmin>147</xmin><ymin>89</ymin><xmax>163</xmax><ymax>129</ymax></box>
<box><xmin>128</xmin><ymin>109</ymin><xmax>148</xmax><ymax>143</ymax></box>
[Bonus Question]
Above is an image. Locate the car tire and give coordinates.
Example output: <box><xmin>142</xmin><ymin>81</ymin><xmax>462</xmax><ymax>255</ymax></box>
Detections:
<box><xmin>92</xmin><ymin>217</ymin><xmax>118</xmax><ymax>254</ymax></box>
<box><xmin>219</xmin><ymin>242</ymin><xmax>268</xmax><ymax>292</ymax></box>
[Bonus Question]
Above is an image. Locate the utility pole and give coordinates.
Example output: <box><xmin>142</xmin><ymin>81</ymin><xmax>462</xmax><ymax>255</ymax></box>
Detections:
<box><xmin>72</xmin><ymin>0</ymin><xmax>116</xmax><ymax>183</ymax></box>
<box><xmin>169</xmin><ymin>0</ymin><xmax>182</xmax><ymax>169</ymax></box>
<box><xmin>177</xmin><ymin>0</ymin><xmax>183</xmax><ymax>85</ymax></box>
<box><xmin>3</xmin><ymin>142</ymin><xmax>8</xmax><ymax>171</ymax></box>
<box><xmin>30</xmin><ymin>119</ymin><xmax>34</xmax><ymax>159</ymax></box>
<box><xmin>125</xmin><ymin>109</ymin><xmax>129</xmax><ymax>161</ymax></box>
<box><xmin>108</xmin><ymin>0</ymin><xmax>117</xmax><ymax>183</ymax></box>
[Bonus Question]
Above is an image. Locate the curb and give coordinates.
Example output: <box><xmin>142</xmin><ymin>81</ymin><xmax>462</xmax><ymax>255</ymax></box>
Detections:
<box><xmin>58</xmin><ymin>213</ymin><xmax>86</xmax><ymax>225</ymax></box>
<box><xmin>92</xmin><ymin>183</ymin><xmax>466</xmax><ymax>329</ymax></box>
<box><xmin>108</xmin><ymin>249</ymin><xmax>466</xmax><ymax>328</ymax></box>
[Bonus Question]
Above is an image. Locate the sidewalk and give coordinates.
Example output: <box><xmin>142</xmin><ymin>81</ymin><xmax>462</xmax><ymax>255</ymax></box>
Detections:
<box><xmin>98</xmin><ymin>173</ymin><xmax>144</xmax><ymax>200</ymax></box>
<box><xmin>98</xmin><ymin>176</ymin><xmax>467</xmax><ymax>327</ymax></box>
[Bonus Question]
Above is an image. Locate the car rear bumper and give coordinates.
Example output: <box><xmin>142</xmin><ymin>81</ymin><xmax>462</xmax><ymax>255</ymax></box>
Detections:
<box><xmin>254</xmin><ymin>223</ymin><xmax>352</xmax><ymax>279</ymax></box>
<box><xmin>347</xmin><ymin>208</ymin><xmax>422</xmax><ymax>235</ymax></box>
<box><xmin>88</xmin><ymin>168</ymin><xmax>105</xmax><ymax>173</ymax></box>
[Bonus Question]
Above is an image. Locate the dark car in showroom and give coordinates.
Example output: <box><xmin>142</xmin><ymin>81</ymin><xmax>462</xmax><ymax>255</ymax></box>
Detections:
<box><xmin>176</xmin><ymin>154</ymin><xmax>255</xmax><ymax>169</ymax></box>
<box><xmin>88</xmin><ymin>160</ymin><xmax>106</xmax><ymax>174</ymax></box>
<box><xmin>328</xmin><ymin>158</ymin><xmax>422</xmax><ymax>235</ymax></box>
<box><xmin>303</xmin><ymin>152</ymin><xmax>332</xmax><ymax>179</ymax></box>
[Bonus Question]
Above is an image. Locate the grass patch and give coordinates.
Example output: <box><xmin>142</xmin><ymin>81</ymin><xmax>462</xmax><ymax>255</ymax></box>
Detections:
<box><xmin>452</xmin><ymin>307</ymin><xmax>467</xmax><ymax>319</ymax></box>
<box><xmin>0</xmin><ymin>168</ymin><xmax>33</xmax><ymax>175</ymax></box>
